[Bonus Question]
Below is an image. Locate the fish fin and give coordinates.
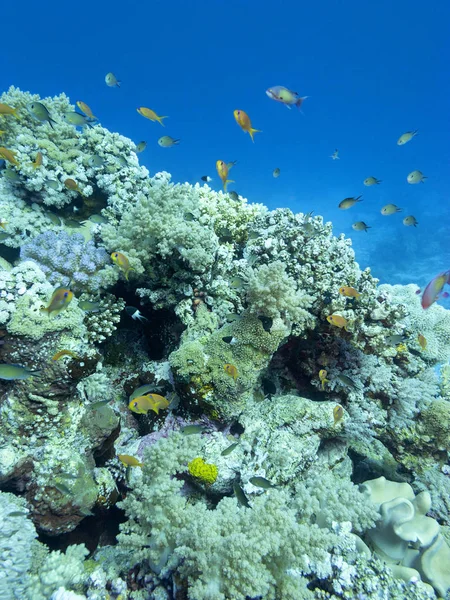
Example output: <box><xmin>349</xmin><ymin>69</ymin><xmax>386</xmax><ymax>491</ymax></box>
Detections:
<box><xmin>249</xmin><ymin>128</ymin><xmax>261</xmax><ymax>143</ymax></box>
<box><xmin>285</xmin><ymin>105</ymin><xmax>292</xmax><ymax>110</ymax></box>
<box><xmin>116</xmin><ymin>82</ymin><xmax>121</xmax><ymax>87</ymax></box>
<box><xmin>13</xmin><ymin>109</ymin><xmax>21</xmax><ymax>120</ymax></box>
<box><xmin>224</xmin><ymin>179</ymin><xmax>234</xmax><ymax>192</ymax></box>
<box><xmin>158</xmin><ymin>116</ymin><xmax>168</xmax><ymax>127</ymax></box>
<box><xmin>295</xmin><ymin>96</ymin><xmax>309</xmax><ymax>110</ymax></box>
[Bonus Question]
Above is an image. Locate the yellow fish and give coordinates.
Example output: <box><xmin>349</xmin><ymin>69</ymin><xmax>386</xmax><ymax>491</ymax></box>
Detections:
<box><xmin>41</xmin><ymin>287</ymin><xmax>74</xmax><ymax>317</ymax></box>
<box><xmin>327</xmin><ymin>314</ymin><xmax>350</xmax><ymax>330</ymax></box>
<box><xmin>233</xmin><ymin>109</ymin><xmax>261</xmax><ymax>143</ymax></box>
<box><xmin>319</xmin><ymin>369</ymin><xmax>329</xmax><ymax>390</ymax></box>
<box><xmin>216</xmin><ymin>160</ymin><xmax>234</xmax><ymax>192</ymax></box>
<box><xmin>52</xmin><ymin>349</ymin><xmax>78</xmax><ymax>361</ymax></box>
<box><xmin>0</xmin><ymin>147</ymin><xmax>19</xmax><ymax>166</ymax></box>
<box><xmin>339</xmin><ymin>286</ymin><xmax>361</xmax><ymax>298</ymax></box>
<box><xmin>64</xmin><ymin>178</ymin><xmax>86</xmax><ymax>196</ymax></box>
<box><xmin>111</xmin><ymin>251</ymin><xmax>134</xmax><ymax>280</ymax></box>
<box><xmin>137</xmin><ymin>107</ymin><xmax>167</xmax><ymax>126</ymax></box>
<box><xmin>128</xmin><ymin>393</ymin><xmax>170</xmax><ymax>415</ymax></box>
<box><xmin>417</xmin><ymin>333</ymin><xmax>427</xmax><ymax>350</ymax></box>
<box><xmin>117</xmin><ymin>454</ymin><xmax>143</xmax><ymax>467</ymax></box>
<box><xmin>224</xmin><ymin>363</ymin><xmax>238</xmax><ymax>381</ymax></box>
<box><xmin>32</xmin><ymin>151</ymin><xmax>43</xmax><ymax>169</ymax></box>
<box><xmin>333</xmin><ymin>405</ymin><xmax>344</xmax><ymax>425</ymax></box>
<box><xmin>0</xmin><ymin>103</ymin><xmax>20</xmax><ymax>119</ymax></box>
<box><xmin>76</xmin><ymin>101</ymin><xmax>96</xmax><ymax>120</ymax></box>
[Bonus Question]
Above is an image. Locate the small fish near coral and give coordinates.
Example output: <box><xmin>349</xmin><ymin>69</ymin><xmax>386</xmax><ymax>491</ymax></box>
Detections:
<box><xmin>0</xmin><ymin>364</ymin><xmax>40</xmax><ymax>380</ymax></box>
<box><xmin>216</xmin><ymin>160</ymin><xmax>234</xmax><ymax>192</ymax></box>
<box><xmin>111</xmin><ymin>251</ymin><xmax>134</xmax><ymax>281</ymax></box>
<box><xmin>41</xmin><ymin>287</ymin><xmax>74</xmax><ymax>317</ymax></box>
<box><xmin>128</xmin><ymin>393</ymin><xmax>170</xmax><ymax>415</ymax></box>
<box><xmin>224</xmin><ymin>363</ymin><xmax>238</xmax><ymax>381</ymax></box>
<box><xmin>421</xmin><ymin>270</ymin><xmax>450</xmax><ymax>309</ymax></box>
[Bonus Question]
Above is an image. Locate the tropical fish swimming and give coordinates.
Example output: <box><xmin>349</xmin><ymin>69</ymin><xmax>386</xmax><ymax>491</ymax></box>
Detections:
<box><xmin>265</xmin><ymin>86</ymin><xmax>308</xmax><ymax>109</ymax></box>
<box><xmin>27</xmin><ymin>102</ymin><xmax>57</xmax><ymax>128</ymax></box>
<box><xmin>118</xmin><ymin>455</ymin><xmax>143</xmax><ymax>467</ymax></box>
<box><xmin>407</xmin><ymin>170</ymin><xmax>427</xmax><ymax>184</ymax></box>
<box><xmin>0</xmin><ymin>364</ymin><xmax>40</xmax><ymax>380</ymax></box>
<box><xmin>339</xmin><ymin>196</ymin><xmax>362</xmax><ymax>210</ymax></box>
<box><xmin>364</xmin><ymin>177</ymin><xmax>381</xmax><ymax>186</ymax></box>
<box><xmin>233</xmin><ymin>109</ymin><xmax>261</xmax><ymax>142</ymax></box>
<box><xmin>397</xmin><ymin>130</ymin><xmax>418</xmax><ymax>145</ymax></box>
<box><xmin>0</xmin><ymin>147</ymin><xmax>19</xmax><ymax>166</ymax></box>
<box><xmin>0</xmin><ymin>103</ymin><xmax>20</xmax><ymax>119</ymax></box>
<box><xmin>216</xmin><ymin>160</ymin><xmax>234</xmax><ymax>191</ymax></box>
<box><xmin>339</xmin><ymin>286</ymin><xmax>361</xmax><ymax>298</ymax></box>
<box><xmin>403</xmin><ymin>215</ymin><xmax>418</xmax><ymax>227</ymax></box>
<box><xmin>330</xmin><ymin>149</ymin><xmax>340</xmax><ymax>160</ymax></box>
<box><xmin>224</xmin><ymin>363</ymin><xmax>238</xmax><ymax>381</ymax></box>
<box><xmin>319</xmin><ymin>369</ymin><xmax>329</xmax><ymax>390</ymax></box>
<box><xmin>128</xmin><ymin>393</ymin><xmax>170</xmax><ymax>415</ymax></box>
<box><xmin>111</xmin><ymin>251</ymin><xmax>133</xmax><ymax>280</ymax></box>
<box><xmin>158</xmin><ymin>136</ymin><xmax>180</xmax><ymax>147</ymax></box>
<box><xmin>105</xmin><ymin>72</ymin><xmax>120</xmax><ymax>87</ymax></box>
<box><xmin>137</xmin><ymin>107</ymin><xmax>167</xmax><ymax>126</ymax></box>
<box><xmin>352</xmin><ymin>221</ymin><xmax>371</xmax><ymax>232</ymax></box>
<box><xmin>76</xmin><ymin>101</ymin><xmax>96</xmax><ymax>120</ymax></box>
<box><xmin>273</xmin><ymin>168</ymin><xmax>280</xmax><ymax>178</ymax></box>
<box><xmin>421</xmin><ymin>271</ymin><xmax>450</xmax><ymax>309</ymax></box>
<box><xmin>41</xmin><ymin>287</ymin><xmax>74</xmax><ymax>317</ymax></box>
<box><xmin>381</xmin><ymin>204</ymin><xmax>402</xmax><ymax>215</ymax></box>
<box><xmin>327</xmin><ymin>314</ymin><xmax>350</xmax><ymax>330</ymax></box>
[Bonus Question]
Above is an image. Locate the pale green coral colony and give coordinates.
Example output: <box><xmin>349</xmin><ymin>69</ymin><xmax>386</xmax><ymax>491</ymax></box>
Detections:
<box><xmin>0</xmin><ymin>87</ymin><xmax>449</xmax><ymax>600</ymax></box>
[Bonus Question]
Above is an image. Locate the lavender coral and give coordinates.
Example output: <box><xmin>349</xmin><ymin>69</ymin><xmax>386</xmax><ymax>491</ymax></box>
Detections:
<box><xmin>20</xmin><ymin>230</ymin><xmax>118</xmax><ymax>293</ymax></box>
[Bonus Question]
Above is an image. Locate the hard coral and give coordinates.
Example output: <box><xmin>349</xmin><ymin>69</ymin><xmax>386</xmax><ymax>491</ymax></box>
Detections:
<box><xmin>21</xmin><ymin>230</ymin><xmax>117</xmax><ymax>293</ymax></box>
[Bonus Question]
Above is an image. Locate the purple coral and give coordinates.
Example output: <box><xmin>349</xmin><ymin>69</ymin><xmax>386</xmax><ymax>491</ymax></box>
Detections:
<box><xmin>20</xmin><ymin>230</ymin><xmax>114</xmax><ymax>293</ymax></box>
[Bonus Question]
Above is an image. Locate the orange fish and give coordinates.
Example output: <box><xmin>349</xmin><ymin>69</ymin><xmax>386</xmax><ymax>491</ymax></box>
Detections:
<box><xmin>417</xmin><ymin>334</ymin><xmax>427</xmax><ymax>350</ymax></box>
<box><xmin>339</xmin><ymin>286</ymin><xmax>361</xmax><ymax>299</ymax></box>
<box><xmin>224</xmin><ymin>363</ymin><xmax>238</xmax><ymax>381</ymax></box>
<box><xmin>76</xmin><ymin>101</ymin><xmax>96</xmax><ymax>120</ymax></box>
<box><xmin>327</xmin><ymin>314</ymin><xmax>350</xmax><ymax>330</ymax></box>
<box><xmin>0</xmin><ymin>103</ymin><xmax>20</xmax><ymax>119</ymax></box>
<box><xmin>111</xmin><ymin>251</ymin><xmax>134</xmax><ymax>281</ymax></box>
<box><xmin>64</xmin><ymin>178</ymin><xmax>86</xmax><ymax>196</ymax></box>
<box><xmin>128</xmin><ymin>393</ymin><xmax>170</xmax><ymax>415</ymax></box>
<box><xmin>32</xmin><ymin>151</ymin><xmax>43</xmax><ymax>169</ymax></box>
<box><xmin>216</xmin><ymin>160</ymin><xmax>234</xmax><ymax>192</ymax></box>
<box><xmin>41</xmin><ymin>287</ymin><xmax>74</xmax><ymax>317</ymax></box>
<box><xmin>137</xmin><ymin>107</ymin><xmax>167</xmax><ymax>126</ymax></box>
<box><xmin>233</xmin><ymin>109</ymin><xmax>261</xmax><ymax>143</ymax></box>
<box><xmin>0</xmin><ymin>147</ymin><xmax>19</xmax><ymax>166</ymax></box>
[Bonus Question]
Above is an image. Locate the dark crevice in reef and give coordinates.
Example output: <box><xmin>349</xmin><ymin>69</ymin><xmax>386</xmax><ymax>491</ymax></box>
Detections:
<box><xmin>38</xmin><ymin>504</ymin><xmax>127</xmax><ymax>555</ymax></box>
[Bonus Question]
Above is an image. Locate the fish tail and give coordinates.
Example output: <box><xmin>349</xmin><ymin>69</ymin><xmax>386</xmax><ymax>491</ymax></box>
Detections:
<box><xmin>13</xmin><ymin>108</ymin><xmax>21</xmax><ymax>120</ymax></box>
<box><xmin>224</xmin><ymin>179</ymin><xmax>234</xmax><ymax>192</ymax></box>
<box><xmin>249</xmin><ymin>128</ymin><xmax>261</xmax><ymax>143</ymax></box>
<box><xmin>158</xmin><ymin>116</ymin><xmax>168</xmax><ymax>127</ymax></box>
<box><xmin>116</xmin><ymin>81</ymin><xmax>121</xmax><ymax>87</ymax></box>
<box><xmin>296</xmin><ymin>96</ymin><xmax>308</xmax><ymax>107</ymax></box>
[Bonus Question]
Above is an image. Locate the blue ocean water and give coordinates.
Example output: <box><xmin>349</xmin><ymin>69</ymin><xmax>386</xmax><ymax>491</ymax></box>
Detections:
<box><xmin>3</xmin><ymin>0</ymin><xmax>449</xmax><ymax>298</ymax></box>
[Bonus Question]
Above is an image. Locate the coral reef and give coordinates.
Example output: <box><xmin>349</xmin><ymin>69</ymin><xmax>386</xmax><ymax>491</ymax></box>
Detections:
<box><xmin>0</xmin><ymin>86</ymin><xmax>449</xmax><ymax>600</ymax></box>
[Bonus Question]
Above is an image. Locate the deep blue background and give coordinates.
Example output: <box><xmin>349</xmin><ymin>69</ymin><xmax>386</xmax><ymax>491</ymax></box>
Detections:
<box><xmin>2</xmin><ymin>0</ymin><xmax>449</xmax><ymax>298</ymax></box>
